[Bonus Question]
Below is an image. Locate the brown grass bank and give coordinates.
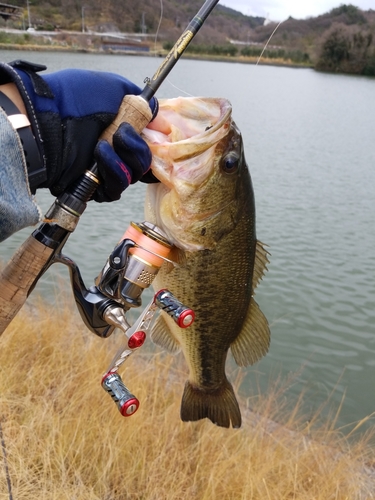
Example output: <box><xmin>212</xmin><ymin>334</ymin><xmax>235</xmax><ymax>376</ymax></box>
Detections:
<box><xmin>0</xmin><ymin>299</ymin><xmax>374</xmax><ymax>499</ymax></box>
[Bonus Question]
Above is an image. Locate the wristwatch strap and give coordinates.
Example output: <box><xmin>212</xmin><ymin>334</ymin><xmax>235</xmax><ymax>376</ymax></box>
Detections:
<box><xmin>0</xmin><ymin>89</ymin><xmax>46</xmax><ymax>192</ymax></box>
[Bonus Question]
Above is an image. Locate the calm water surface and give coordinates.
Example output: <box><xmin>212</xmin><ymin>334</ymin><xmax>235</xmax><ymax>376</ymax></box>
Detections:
<box><xmin>1</xmin><ymin>50</ymin><xmax>374</xmax><ymax>431</ymax></box>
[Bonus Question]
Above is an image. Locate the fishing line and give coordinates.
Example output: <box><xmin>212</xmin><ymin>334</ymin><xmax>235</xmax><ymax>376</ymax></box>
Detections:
<box><xmin>256</xmin><ymin>20</ymin><xmax>283</xmax><ymax>65</ymax></box>
<box><xmin>165</xmin><ymin>79</ymin><xmax>195</xmax><ymax>97</ymax></box>
<box><xmin>153</xmin><ymin>0</ymin><xmax>194</xmax><ymax>97</ymax></box>
<box><xmin>153</xmin><ymin>0</ymin><xmax>163</xmax><ymax>55</ymax></box>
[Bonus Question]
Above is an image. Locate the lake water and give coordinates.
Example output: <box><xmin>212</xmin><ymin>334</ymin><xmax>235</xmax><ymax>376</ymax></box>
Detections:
<box><xmin>1</xmin><ymin>50</ymin><xmax>374</xmax><ymax>432</ymax></box>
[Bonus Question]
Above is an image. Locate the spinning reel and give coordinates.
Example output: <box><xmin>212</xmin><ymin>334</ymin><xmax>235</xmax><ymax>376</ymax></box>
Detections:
<box><xmin>56</xmin><ymin>221</ymin><xmax>194</xmax><ymax>417</ymax></box>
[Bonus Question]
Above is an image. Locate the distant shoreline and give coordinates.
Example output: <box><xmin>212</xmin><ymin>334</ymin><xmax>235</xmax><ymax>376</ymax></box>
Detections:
<box><xmin>0</xmin><ymin>42</ymin><xmax>312</xmax><ymax>70</ymax></box>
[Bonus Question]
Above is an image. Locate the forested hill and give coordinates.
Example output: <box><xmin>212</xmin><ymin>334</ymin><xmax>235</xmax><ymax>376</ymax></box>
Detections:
<box><xmin>4</xmin><ymin>0</ymin><xmax>266</xmax><ymax>43</ymax></box>
<box><xmin>2</xmin><ymin>2</ymin><xmax>375</xmax><ymax>75</ymax></box>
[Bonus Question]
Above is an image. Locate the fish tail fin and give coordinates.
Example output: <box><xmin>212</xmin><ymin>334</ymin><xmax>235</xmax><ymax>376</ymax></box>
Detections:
<box><xmin>180</xmin><ymin>380</ymin><xmax>242</xmax><ymax>428</ymax></box>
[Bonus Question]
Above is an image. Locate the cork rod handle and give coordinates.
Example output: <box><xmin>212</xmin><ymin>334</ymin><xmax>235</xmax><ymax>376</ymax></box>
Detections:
<box><xmin>0</xmin><ymin>236</ymin><xmax>55</xmax><ymax>335</ymax></box>
<box><xmin>100</xmin><ymin>94</ymin><xmax>153</xmax><ymax>144</ymax></box>
<box><xmin>0</xmin><ymin>95</ymin><xmax>153</xmax><ymax>336</ymax></box>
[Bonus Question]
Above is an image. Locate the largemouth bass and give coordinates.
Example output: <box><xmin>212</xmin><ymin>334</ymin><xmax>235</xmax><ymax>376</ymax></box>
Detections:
<box><xmin>142</xmin><ymin>97</ymin><xmax>270</xmax><ymax>428</ymax></box>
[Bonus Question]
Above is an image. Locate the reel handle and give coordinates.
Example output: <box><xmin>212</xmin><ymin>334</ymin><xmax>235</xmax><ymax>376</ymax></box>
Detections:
<box><xmin>154</xmin><ymin>289</ymin><xmax>195</xmax><ymax>328</ymax></box>
<box><xmin>102</xmin><ymin>371</ymin><xmax>139</xmax><ymax>417</ymax></box>
<box><xmin>102</xmin><ymin>288</ymin><xmax>194</xmax><ymax>416</ymax></box>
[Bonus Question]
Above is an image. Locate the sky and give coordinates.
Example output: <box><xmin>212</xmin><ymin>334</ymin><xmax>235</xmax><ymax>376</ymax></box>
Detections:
<box><xmin>219</xmin><ymin>0</ymin><xmax>375</xmax><ymax>22</ymax></box>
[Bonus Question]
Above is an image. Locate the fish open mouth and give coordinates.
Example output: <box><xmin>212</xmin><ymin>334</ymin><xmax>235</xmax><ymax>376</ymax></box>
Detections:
<box><xmin>145</xmin><ymin>97</ymin><xmax>232</xmax><ymax>143</ymax></box>
<box><xmin>142</xmin><ymin>97</ymin><xmax>233</xmax><ymax>189</ymax></box>
<box><xmin>143</xmin><ymin>97</ymin><xmax>237</xmax><ymax>251</ymax></box>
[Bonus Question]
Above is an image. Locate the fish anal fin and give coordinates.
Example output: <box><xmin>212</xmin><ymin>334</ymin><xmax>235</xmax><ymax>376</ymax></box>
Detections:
<box><xmin>180</xmin><ymin>380</ymin><xmax>242</xmax><ymax>429</ymax></box>
<box><xmin>230</xmin><ymin>297</ymin><xmax>270</xmax><ymax>367</ymax></box>
<box><xmin>150</xmin><ymin>314</ymin><xmax>181</xmax><ymax>354</ymax></box>
<box><xmin>252</xmin><ymin>240</ymin><xmax>270</xmax><ymax>291</ymax></box>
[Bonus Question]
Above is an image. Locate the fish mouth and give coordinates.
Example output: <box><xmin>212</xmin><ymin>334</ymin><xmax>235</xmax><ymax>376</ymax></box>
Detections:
<box><xmin>143</xmin><ymin>97</ymin><xmax>238</xmax><ymax>251</ymax></box>
<box><xmin>146</xmin><ymin>97</ymin><xmax>232</xmax><ymax>143</ymax></box>
<box><xmin>143</xmin><ymin>97</ymin><xmax>233</xmax><ymax>188</ymax></box>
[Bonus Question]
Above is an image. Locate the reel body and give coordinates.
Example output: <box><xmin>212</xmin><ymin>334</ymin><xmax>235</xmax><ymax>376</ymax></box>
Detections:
<box><xmin>57</xmin><ymin>221</ymin><xmax>194</xmax><ymax>417</ymax></box>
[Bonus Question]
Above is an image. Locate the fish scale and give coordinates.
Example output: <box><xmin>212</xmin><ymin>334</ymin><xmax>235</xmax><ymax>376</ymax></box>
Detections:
<box><xmin>143</xmin><ymin>96</ymin><xmax>270</xmax><ymax>428</ymax></box>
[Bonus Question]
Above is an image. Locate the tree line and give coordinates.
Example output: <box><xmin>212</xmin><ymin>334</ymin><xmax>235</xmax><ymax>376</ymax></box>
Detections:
<box><xmin>315</xmin><ymin>22</ymin><xmax>375</xmax><ymax>75</ymax></box>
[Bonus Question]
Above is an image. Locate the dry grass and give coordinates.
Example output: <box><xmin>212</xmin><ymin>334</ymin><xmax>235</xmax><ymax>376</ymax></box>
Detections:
<box><xmin>0</xmin><ymin>298</ymin><xmax>374</xmax><ymax>499</ymax></box>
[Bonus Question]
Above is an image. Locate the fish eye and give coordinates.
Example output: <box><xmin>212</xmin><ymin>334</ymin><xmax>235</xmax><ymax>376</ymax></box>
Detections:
<box><xmin>222</xmin><ymin>154</ymin><xmax>239</xmax><ymax>174</ymax></box>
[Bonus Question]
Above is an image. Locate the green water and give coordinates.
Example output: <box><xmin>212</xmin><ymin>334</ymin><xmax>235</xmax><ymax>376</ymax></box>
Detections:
<box><xmin>1</xmin><ymin>50</ymin><xmax>374</xmax><ymax>432</ymax></box>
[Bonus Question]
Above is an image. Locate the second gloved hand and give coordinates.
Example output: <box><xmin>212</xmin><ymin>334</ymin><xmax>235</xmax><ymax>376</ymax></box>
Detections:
<box><xmin>94</xmin><ymin>121</ymin><xmax>152</xmax><ymax>202</ymax></box>
<box><xmin>5</xmin><ymin>60</ymin><xmax>158</xmax><ymax>199</ymax></box>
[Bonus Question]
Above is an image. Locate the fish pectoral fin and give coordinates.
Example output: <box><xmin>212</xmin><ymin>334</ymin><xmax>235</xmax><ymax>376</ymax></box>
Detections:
<box><xmin>162</xmin><ymin>246</ymin><xmax>187</xmax><ymax>274</ymax></box>
<box><xmin>230</xmin><ymin>297</ymin><xmax>270</xmax><ymax>367</ymax></box>
<box><xmin>252</xmin><ymin>240</ymin><xmax>270</xmax><ymax>291</ymax></box>
<box><xmin>180</xmin><ymin>380</ymin><xmax>242</xmax><ymax>429</ymax></box>
<box><xmin>150</xmin><ymin>314</ymin><xmax>181</xmax><ymax>353</ymax></box>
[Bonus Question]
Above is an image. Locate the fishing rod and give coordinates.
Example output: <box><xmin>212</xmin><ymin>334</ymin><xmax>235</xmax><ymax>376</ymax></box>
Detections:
<box><xmin>0</xmin><ymin>0</ymin><xmax>219</xmax><ymax>335</ymax></box>
<box><xmin>0</xmin><ymin>0</ymin><xmax>219</xmax><ymax>416</ymax></box>
<box><xmin>99</xmin><ymin>0</ymin><xmax>221</xmax><ymax>143</ymax></box>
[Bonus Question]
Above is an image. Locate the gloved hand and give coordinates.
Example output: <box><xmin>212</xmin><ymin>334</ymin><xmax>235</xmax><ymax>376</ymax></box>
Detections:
<box><xmin>1</xmin><ymin>60</ymin><xmax>158</xmax><ymax>201</ymax></box>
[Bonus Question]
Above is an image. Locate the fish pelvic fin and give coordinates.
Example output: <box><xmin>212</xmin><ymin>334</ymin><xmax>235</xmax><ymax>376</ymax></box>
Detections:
<box><xmin>252</xmin><ymin>240</ymin><xmax>270</xmax><ymax>291</ymax></box>
<box><xmin>180</xmin><ymin>380</ymin><xmax>242</xmax><ymax>429</ymax></box>
<box><xmin>230</xmin><ymin>297</ymin><xmax>270</xmax><ymax>367</ymax></box>
<box><xmin>150</xmin><ymin>314</ymin><xmax>181</xmax><ymax>353</ymax></box>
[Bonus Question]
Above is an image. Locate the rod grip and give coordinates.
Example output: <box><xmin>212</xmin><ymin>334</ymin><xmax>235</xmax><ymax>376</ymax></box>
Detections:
<box><xmin>100</xmin><ymin>94</ymin><xmax>153</xmax><ymax>144</ymax></box>
<box><xmin>0</xmin><ymin>235</ymin><xmax>54</xmax><ymax>335</ymax></box>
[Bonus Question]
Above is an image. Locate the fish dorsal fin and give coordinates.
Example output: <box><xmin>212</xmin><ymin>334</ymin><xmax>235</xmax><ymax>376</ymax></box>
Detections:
<box><xmin>252</xmin><ymin>240</ymin><xmax>270</xmax><ymax>291</ymax></box>
<box><xmin>230</xmin><ymin>297</ymin><xmax>270</xmax><ymax>367</ymax></box>
<box><xmin>150</xmin><ymin>314</ymin><xmax>181</xmax><ymax>354</ymax></box>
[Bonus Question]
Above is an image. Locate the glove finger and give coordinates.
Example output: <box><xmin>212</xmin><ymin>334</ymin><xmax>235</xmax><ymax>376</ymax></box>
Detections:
<box><xmin>150</xmin><ymin>96</ymin><xmax>159</xmax><ymax>121</ymax></box>
<box><xmin>94</xmin><ymin>140</ymin><xmax>133</xmax><ymax>202</ymax></box>
<box><xmin>113</xmin><ymin>122</ymin><xmax>152</xmax><ymax>184</ymax></box>
<box><xmin>140</xmin><ymin>169</ymin><xmax>160</xmax><ymax>184</ymax></box>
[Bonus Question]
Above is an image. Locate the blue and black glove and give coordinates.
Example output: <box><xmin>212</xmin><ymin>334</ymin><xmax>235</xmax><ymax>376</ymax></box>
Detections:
<box><xmin>0</xmin><ymin>60</ymin><xmax>158</xmax><ymax>202</ymax></box>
